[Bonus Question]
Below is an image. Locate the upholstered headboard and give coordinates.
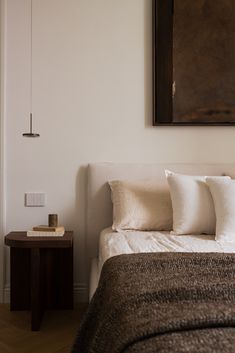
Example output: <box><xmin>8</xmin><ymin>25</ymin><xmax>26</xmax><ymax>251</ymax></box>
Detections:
<box><xmin>86</xmin><ymin>163</ymin><xmax>235</xmax><ymax>259</ymax></box>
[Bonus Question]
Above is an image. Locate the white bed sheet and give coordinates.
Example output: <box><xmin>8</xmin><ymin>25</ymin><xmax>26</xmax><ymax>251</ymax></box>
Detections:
<box><xmin>88</xmin><ymin>227</ymin><xmax>235</xmax><ymax>300</ymax></box>
<box><xmin>98</xmin><ymin>227</ymin><xmax>235</xmax><ymax>273</ymax></box>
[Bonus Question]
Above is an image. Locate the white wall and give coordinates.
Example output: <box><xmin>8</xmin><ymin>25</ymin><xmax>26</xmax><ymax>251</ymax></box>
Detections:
<box><xmin>4</xmin><ymin>0</ymin><xmax>235</xmax><ymax>301</ymax></box>
<box><xmin>0</xmin><ymin>0</ymin><xmax>7</xmax><ymax>303</ymax></box>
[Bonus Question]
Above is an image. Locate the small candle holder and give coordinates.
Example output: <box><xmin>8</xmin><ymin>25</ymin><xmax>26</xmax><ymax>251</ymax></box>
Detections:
<box><xmin>48</xmin><ymin>214</ymin><xmax>58</xmax><ymax>227</ymax></box>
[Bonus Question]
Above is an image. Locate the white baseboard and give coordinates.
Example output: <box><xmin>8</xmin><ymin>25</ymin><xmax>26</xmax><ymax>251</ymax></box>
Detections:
<box><xmin>73</xmin><ymin>283</ymin><xmax>89</xmax><ymax>304</ymax></box>
<box><xmin>3</xmin><ymin>283</ymin><xmax>88</xmax><ymax>305</ymax></box>
<box><xmin>3</xmin><ymin>285</ymin><xmax>9</xmax><ymax>303</ymax></box>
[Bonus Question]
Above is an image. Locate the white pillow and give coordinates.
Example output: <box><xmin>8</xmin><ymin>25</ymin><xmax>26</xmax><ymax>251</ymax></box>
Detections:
<box><xmin>206</xmin><ymin>178</ymin><xmax>235</xmax><ymax>243</ymax></box>
<box><xmin>165</xmin><ymin>170</ymin><xmax>230</xmax><ymax>235</ymax></box>
<box><xmin>109</xmin><ymin>179</ymin><xmax>172</xmax><ymax>231</ymax></box>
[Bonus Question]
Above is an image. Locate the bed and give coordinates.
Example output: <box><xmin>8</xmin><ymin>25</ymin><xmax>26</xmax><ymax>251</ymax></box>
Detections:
<box><xmin>72</xmin><ymin>163</ymin><xmax>235</xmax><ymax>353</ymax></box>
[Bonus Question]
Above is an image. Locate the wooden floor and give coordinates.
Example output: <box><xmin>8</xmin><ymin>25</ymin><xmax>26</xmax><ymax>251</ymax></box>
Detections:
<box><xmin>0</xmin><ymin>304</ymin><xmax>87</xmax><ymax>353</ymax></box>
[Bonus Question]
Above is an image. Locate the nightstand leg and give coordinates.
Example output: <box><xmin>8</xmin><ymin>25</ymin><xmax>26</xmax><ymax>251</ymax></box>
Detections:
<box><xmin>10</xmin><ymin>248</ymin><xmax>30</xmax><ymax>310</ymax></box>
<box><xmin>31</xmin><ymin>248</ymin><xmax>43</xmax><ymax>331</ymax></box>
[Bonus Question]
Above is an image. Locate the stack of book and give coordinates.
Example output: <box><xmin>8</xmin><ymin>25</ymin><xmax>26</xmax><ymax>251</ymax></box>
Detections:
<box><xmin>27</xmin><ymin>225</ymin><xmax>65</xmax><ymax>237</ymax></box>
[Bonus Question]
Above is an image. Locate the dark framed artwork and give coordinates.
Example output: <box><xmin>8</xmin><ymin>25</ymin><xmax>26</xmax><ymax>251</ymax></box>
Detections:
<box><xmin>153</xmin><ymin>0</ymin><xmax>235</xmax><ymax>125</ymax></box>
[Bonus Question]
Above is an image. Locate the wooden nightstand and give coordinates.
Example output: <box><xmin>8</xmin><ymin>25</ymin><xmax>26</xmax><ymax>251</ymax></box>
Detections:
<box><xmin>5</xmin><ymin>231</ymin><xmax>73</xmax><ymax>331</ymax></box>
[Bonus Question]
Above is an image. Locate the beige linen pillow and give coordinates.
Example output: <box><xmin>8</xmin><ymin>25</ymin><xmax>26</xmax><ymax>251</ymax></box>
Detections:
<box><xmin>206</xmin><ymin>178</ymin><xmax>235</xmax><ymax>243</ymax></box>
<box><xmin>109</xmin><ymin>180</ymin><xmax>173</xmax><ymax>231</ymax></box>
<box><xmin>165</xmin><ymin>170</ymin><xmax>230</xmax><ymax>235</ymax></box>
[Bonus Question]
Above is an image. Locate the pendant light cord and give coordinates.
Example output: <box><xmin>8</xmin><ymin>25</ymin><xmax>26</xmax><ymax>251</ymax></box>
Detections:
<box><xmin>30</xmin><ymin>0</ymin><xmax>33</xmax><ymax>117</ymax></box>
<box><xmin>22</xmin><ymin>0</ymin><xmax>40</xmax><ymax>137</ymax></box>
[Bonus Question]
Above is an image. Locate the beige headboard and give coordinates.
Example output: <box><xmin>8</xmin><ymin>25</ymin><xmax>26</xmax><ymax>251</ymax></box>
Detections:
<box><xmin>86</xmin><ymin>162</ymin><xmax>235</xmax><ymax>259</ymax></box>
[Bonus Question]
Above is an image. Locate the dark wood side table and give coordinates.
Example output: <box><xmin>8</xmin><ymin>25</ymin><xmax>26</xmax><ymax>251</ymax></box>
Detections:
<box><xmin>5</xmin><ymin>231</ymin><xmax>73</xmax><ymax>331</ymax></box>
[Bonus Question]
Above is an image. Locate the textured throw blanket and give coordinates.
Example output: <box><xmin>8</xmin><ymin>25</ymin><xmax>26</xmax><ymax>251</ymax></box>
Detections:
<box><xmin>72</xmin><ymin>253</ymin><xmax>235</xmax><ymax>353</ymax></box>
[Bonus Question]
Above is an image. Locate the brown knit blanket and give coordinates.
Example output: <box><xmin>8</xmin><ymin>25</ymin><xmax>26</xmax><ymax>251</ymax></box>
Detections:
<box><xmin>72</xmin><ymin>253</ymin><xmax>235</xmax><ymax>353</ymax></box>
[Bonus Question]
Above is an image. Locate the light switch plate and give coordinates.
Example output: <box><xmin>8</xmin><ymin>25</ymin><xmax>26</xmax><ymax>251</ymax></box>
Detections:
<box><xmin>25</xmin><ymin>193</ymin><xmax>46</xmax><ymax>207</ymax></box>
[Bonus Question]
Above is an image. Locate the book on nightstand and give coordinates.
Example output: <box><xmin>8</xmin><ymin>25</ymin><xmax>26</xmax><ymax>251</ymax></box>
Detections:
<box><xmin>33</xmin><ymin>225</ymin><xmax>65</xmax><ymax>232</ymax></box>
<box><xmin>27</xmin><ymin>225</ymin><xmax>65</xmax><ymax>237</ymax></box>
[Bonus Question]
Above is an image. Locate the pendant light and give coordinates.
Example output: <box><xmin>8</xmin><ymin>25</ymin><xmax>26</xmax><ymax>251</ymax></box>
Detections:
<box><xmin>23</xmin><ymin>0</ymin><xmax>40</xmax><ymax>137</ymax></box>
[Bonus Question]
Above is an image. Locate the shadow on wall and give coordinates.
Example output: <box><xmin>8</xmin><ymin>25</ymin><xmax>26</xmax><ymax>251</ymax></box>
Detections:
<box><xmin>75</xmin><ymin>165</ymin><xmax>88</xmax><ymax>234</ymax></box>
<box><xmin>60</xmin><ymin>166</ymin><xmax>87</xmax><ymax>235</ymax></box>
<box><xmin>144</xmin><ymin>0</ymin><xmax>153</xmax><ymax>127</ymax></box>
<box><xmin>75</xmin><ymin>165</ymin><xmax>89</xmax><ymax>290</ymax></box>
<box><xmin>60</xmin><ymin>165</ymin><xmax>90</xmax><ymax>300</ymax></box>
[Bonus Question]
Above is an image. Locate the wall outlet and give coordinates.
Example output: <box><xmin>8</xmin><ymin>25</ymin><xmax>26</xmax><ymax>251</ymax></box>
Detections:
<box><xmin>25</xmin><ymin>193</ymin><xmax>46</xmax><ymax>207</ymax></box>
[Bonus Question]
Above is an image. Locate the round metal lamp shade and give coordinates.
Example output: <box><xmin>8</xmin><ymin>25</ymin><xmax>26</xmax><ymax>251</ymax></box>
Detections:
<box><xmin>22</xmin><ymin>132</ymin><xmax>40</xmax><ymax>137</ymax></box>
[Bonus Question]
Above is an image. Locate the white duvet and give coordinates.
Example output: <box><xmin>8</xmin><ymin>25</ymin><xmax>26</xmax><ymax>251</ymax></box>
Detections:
<box><xmin>98</xmin><ymin>227</ymin><xmax>235</xmax><ymax>272</ymax></box>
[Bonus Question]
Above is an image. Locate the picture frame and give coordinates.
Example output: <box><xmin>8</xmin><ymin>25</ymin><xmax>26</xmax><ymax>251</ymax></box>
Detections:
<box><xmin>152</xmin><ymin>0</ymin><xmax>235</xmax><ymax>126</ymax></box>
